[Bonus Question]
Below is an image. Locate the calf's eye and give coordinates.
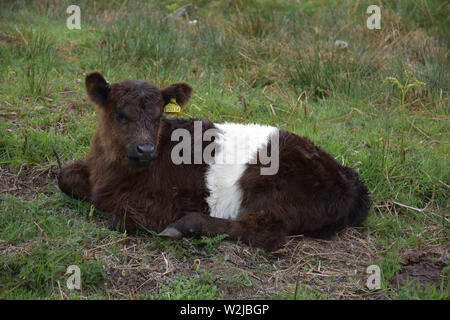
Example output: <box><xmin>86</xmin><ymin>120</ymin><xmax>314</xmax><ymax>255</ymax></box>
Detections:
<box><xmin>114</xmin><ymin>107</ymin><xmax>128</xmax><ymax>125</ymax></box>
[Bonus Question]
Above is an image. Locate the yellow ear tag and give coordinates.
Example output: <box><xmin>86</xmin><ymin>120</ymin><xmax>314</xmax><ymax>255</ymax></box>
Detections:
<box><xmin>163</xmin><ymin>98</ymin><xmax>182</xmax><ymax>114</ymax></box>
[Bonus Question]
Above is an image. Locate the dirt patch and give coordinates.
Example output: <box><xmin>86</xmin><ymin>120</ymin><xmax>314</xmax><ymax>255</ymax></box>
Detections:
<box><xmin>389</xmin><ymin>245</ymin><xmax>449</xmax><ymax>290</ymax></box>
<box><xmin>100</xmin><ymin>229</ymin><xmax>383</xmax><ymax>299</ymax></box>
<box><xmin>0</xmin><ymin>165</ymin><xmax>56</xmax><ymax>200</ymax></box>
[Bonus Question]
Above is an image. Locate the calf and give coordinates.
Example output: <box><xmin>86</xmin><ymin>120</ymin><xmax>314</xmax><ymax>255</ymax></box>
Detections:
<box><xmin>57</xmin><ymin>71</ymin><xmax>370</xmax><ymax>251</ymax></box>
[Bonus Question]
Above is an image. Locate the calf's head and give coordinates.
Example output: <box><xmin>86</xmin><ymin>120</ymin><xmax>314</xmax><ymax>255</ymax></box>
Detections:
<box><xmin>85</xmin><ymin>71</ymin><xmax>192</xmax><ymax>167</ymax></box>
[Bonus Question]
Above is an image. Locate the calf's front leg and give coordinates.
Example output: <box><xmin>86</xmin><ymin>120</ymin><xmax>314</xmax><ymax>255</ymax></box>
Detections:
<box><xmin>57</xmin><ymin>160</ymin><xmax>91</xmax><ymax>202</ymax></box>
<box><xmin>159</xmin><ymin>210</ymin><xmax>287</xmax><ymax>251</ymax></box>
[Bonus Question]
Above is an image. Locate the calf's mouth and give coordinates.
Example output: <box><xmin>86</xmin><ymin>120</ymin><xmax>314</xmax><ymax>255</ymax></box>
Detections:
<box><xmin>127</xmin><ymin>143</ymin><xmax>158</xmax><ymax>167</ymax></box>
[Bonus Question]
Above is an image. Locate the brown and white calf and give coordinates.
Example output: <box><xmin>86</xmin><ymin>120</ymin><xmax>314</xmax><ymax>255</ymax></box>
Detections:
<box><xmin>57</xmin><ymin>71</ymin><xmax>370</xmax><ymax>251</ymax></box>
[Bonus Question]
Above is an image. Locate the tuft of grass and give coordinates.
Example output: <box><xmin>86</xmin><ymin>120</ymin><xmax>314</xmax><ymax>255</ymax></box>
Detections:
<box><xmin>190</xmin><ymin>234</ymin><xmax>229</xmax><ymax>255</ymax></box>
<box><xmin>20</xmin><ymin>29</ymin><xmax>58</xmax><ymax>97</ymax></box>
<box><xmin>151</xmin><ymin>271</ymin><xmax>223</xmax><ymax>300</ymax></box>
<box><xmin>383</xmin><ymin>71</ymin><xmax>426</xmax><ymax>161</ymax></box>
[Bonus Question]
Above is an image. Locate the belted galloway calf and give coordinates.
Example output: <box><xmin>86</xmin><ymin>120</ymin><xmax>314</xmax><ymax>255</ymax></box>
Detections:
<box><xmin>57</xmin><ymin>71</ymin><xmax>370</xmax><ymax>251</ymax></box>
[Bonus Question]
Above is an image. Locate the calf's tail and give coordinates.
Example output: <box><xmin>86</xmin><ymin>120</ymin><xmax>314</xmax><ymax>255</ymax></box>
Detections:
<box><xmin>344</xmin><ymin>166</ymin><xmax>371</xmax><ymax>227</ymax></box>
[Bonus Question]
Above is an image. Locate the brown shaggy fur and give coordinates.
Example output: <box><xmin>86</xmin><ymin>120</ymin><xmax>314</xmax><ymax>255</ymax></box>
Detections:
<box><xmin>57</xmin><ymin>72</ymin><xmax>370</xmax><ymax>251</ymax></box>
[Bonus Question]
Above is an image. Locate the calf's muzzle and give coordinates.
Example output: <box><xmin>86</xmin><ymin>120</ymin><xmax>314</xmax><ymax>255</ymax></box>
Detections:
<box><xmin>127</xmin><ymin>143</ymin><xmax>158</xmax><ymax>166</ymax></box>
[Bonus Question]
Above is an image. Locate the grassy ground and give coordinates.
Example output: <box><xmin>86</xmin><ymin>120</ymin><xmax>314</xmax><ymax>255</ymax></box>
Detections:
<box><xmin>0</xmin><ymin>0</ymin><xmax>448</xmax><ymax>299</ymax></box>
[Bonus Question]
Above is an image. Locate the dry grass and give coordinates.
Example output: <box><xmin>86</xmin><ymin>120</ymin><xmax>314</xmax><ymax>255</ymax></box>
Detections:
<box><xmin>0</xmin><ymin>166</ymin><xmax>54</xmax><ymax>200</ymax></box>
<box><xmin>98</xmin><ymin>229</ymin><xmax>384</xmax><ymax>299</ymax></box>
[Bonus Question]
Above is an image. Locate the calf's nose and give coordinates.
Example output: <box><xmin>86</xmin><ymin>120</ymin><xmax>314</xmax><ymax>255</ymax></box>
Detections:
<box><xmin>136</xmin><ymin>143</ymin><xmax>155</xmax><ymax>156</ymax></box>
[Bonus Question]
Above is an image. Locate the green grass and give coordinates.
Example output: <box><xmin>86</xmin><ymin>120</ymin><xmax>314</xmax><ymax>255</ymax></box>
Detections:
<box><xmin>151</xmin><ymin>271</ymin><xmax>224</xmax><ymax>300</ymax></box>
<box><xmin>0</xmin><ymin>194</ymin><xmax>111</xmax><ymax>298</ymax></box>
<box><xmin>0</xmin><ymin>0</ymin><xmax>448</xmax><ymax>300</ymax></box>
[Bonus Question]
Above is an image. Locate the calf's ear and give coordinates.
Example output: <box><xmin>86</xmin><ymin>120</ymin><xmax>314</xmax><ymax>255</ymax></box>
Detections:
<box><xmin>85</xmin><ymin>71</ymin><xmax>110</xmax><ymax>107</ymax></box>
<box><xmin>161</xmin><ymin>82</ymin><xmax>193</xmax><ymax>108</ymax></box>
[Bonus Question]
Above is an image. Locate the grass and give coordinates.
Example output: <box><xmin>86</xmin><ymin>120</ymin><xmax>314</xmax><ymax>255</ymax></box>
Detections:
<box><xmin>0</xmin><ymin>0</ymin><xmax>448</xmax><ymax>300</ymax></box>
<box><xmin>151</xmin><ymin>271</ymin><xmax>223</xmax><ymax>300</ymax></box>
<box><xmin>383</xmin><ymin>71</ymin><xmax>426</xmax><ymax>161</ymax></box>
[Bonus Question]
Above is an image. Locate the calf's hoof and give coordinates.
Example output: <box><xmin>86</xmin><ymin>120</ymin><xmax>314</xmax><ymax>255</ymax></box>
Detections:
<box><xmin>158</xmin><ymin>226</ymin><xmax>183</xmax><ymax>240</ymax></box>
